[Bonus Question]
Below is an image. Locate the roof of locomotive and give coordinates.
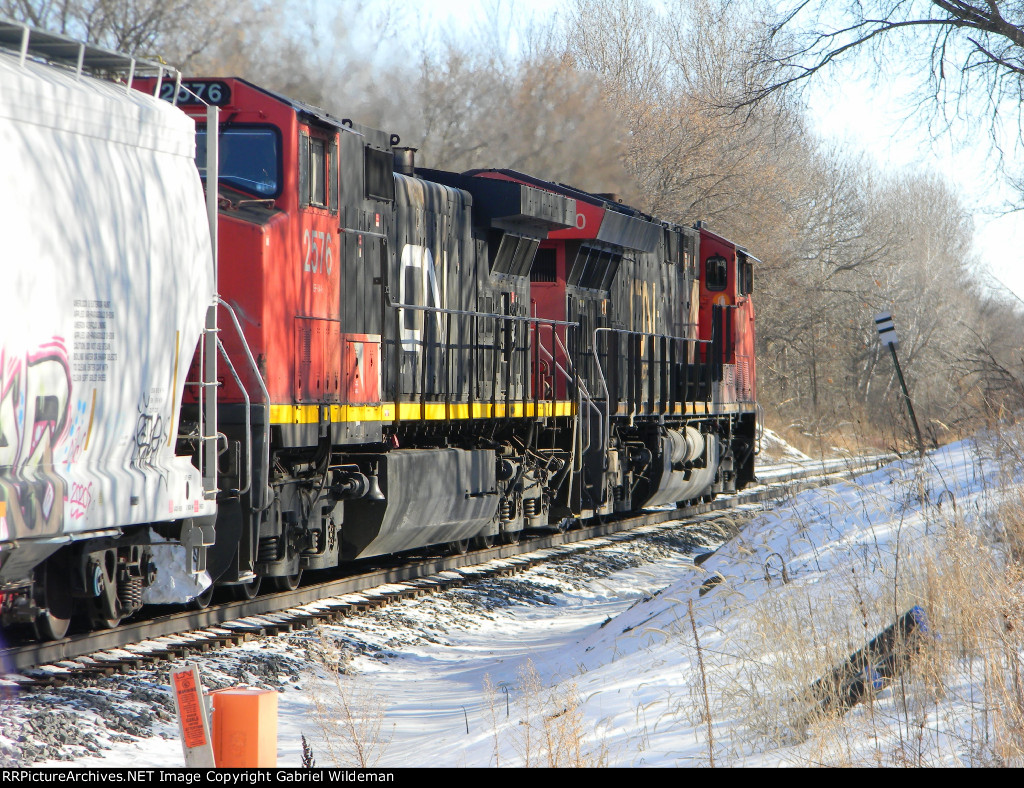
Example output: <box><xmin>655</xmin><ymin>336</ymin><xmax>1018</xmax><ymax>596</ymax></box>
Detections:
<box><xmin>466</xmin><ymin>168</ymin><xmax>680</xmax><ymax>253</ymax></box>
<box><xmin>695</xmin><ymin>222</ymin><xmax>761</xmax><ymax>265</ymax></box>
<box><xmin>414</xmin><ymin>167</ymin><xmax>577</xmax><ymax>236</ymax></box>
<box><xmin>237</xmin><ymin>78</ymin><xmax>351</xmax><ymax>128</ymax></box>
<box><xmin>464</xmin><ymin>168</ymin><xmax>654</xmax><ymax>220</ymax></box>
<box><xmin>221</xmin><ymin>77</ymin><xmax>399</xmax><ymax>150</ymax></box>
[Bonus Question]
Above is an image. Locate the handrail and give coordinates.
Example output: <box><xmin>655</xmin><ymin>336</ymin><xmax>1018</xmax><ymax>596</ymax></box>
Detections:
<box><xmin>385</xmin><ymin>295</ymin><xmax>598</xmax><ymax>485</ymax></box>
<box><xmin>0</xmin><ymin>20</ymin><xmax>178</xmax><ymax>88</ymax></box>
<box><xmin>216</xmin><ymin>297</ymin><xmax>272</xmax><ymax>510</ymax></box>
<box><xmin>535</xmin><ymin>337</ymin><xmax>576</xmax><ymax>395</ymax></box>
<box><xmin>384</xmin><ymin>293</ymin><xmax>577</xmax><ymax>326</ymax></box>
<box><xmin>384</xmin><ymin>293</ymin><xmax>579</xmax><ymax>418</ymax></box>
<box><xmin>551</xmin><ymin>327</ymin><xmax>601</xmax><ymax>446</ymax></box>
<box><xmin>533</xmin><ymin>328</ymin><xmax>600</xmax><ymax>451</ymax></box>
<box><xmin>591</xmin><ymin>326</ymin><xmax>709</xmax><ymax>459</ymax></box>
<box><xmin>216</xmin><ymin>337</ymin><xmax>251</xmax><ymax>496</ymax></box>
<box><xmin>533</xmin><ymin>323</ymin><xmax>591</xmax><ymax>398</ymax></box>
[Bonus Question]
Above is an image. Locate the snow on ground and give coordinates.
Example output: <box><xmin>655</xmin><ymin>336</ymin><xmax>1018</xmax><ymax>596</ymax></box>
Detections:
<box><xmin>6</xmin><ymin>430</ymin><xmax>1024</xmax><ymax>767</ymax></box>
<box><xmin>759</xmin><ymin>427</ymin><xmax>813</xmax><ymax>463</ymax></box>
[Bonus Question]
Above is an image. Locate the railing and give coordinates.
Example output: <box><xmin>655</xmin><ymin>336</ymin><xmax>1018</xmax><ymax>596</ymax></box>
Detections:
<box><xmin>215</xmin><ymin>297</ymin><xmax>271</xmax><ymax>508</ymax></box>
<box><xmin>382</xmin><ymin>293</ymin><xmax>581</xmax><ymax>425</ymax></box>
<box><xmin>0</xmin><ymin>20</ymin><xmax>178</xmax><ymax>91</ymax></box>
<box><xmin>533</xmin><ymin>322</ymin><xmax>601</xmax><ymax>457</ymax></box>
<box><xmin>591</xmin><ymin>327</ymin><xmax>710</xmax><ymax>458</ymax></box>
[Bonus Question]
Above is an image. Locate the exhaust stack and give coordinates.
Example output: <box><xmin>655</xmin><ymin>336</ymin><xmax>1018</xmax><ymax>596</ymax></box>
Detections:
<box><xmin>393</xmin><ymin>146</ymin><xmax>417</xmax><ymax>176</ymax></box>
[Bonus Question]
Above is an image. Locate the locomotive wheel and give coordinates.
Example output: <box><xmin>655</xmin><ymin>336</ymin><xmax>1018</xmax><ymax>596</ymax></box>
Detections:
<box><xmin>272</xmin><ymin>571</ymin><xmax>303</xmax><ymax>592</ymax></box>
<box><xmin>230</xmin><ymin>576</ymin><xmax>262</xmax><ymax>601</ymax></box>
<box><xmin>449</xmin><ymin>540</ymin><xmax>470</xmax><ymax>555</ymax></box>
<box><xmin>471</xmin><ymin>534</ymin><xmax>495</xmax><ymax>550</ymax></box>
<box><xmin>188</xmin><ymin>584</ymin><xmax>216</xmax><ymax>610</ymax></box>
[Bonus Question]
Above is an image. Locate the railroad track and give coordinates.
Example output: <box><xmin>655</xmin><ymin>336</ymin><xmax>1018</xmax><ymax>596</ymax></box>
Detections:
<box><xmin>1</xmin><ymin>453</ymin><xmax>893</xmax><ymax>682</ymax></box>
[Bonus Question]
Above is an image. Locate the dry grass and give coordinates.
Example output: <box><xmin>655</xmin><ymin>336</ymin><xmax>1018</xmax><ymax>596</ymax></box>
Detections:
<box><xmin>760</xmin><ymin>403</ymin><xmax>893</xmax><ymax>460</ymax></box>
<box><xmin>305</xmin><ymin>634</ymin><xmax>393</xmax><ymax>767</ymax></box>
<box><xmin>672</xmin><ymin>427</ymin><xmax>1024</xmax><ymax>766</ymax></box>
<box><xmin>486</xmin><ymin>659</ymin><xmax>605</xmax><ymax>768</ymax></box>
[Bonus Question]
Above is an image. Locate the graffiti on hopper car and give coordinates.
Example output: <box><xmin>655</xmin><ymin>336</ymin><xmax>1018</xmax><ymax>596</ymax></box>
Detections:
<box><xmin>131</xmin><ymin>394</ymin><xmax>167</xmax><ymax>472</ymax></box>
<box><xmin>0</xmin><ymin>340</ymin><xmax>72</xmax><ymax>540</ymax></box>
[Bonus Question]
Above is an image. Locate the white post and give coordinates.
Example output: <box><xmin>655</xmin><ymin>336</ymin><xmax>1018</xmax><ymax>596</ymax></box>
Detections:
<box><xmin>171</xmin><ymin>663</ymin><xmax>216</xmax><ymax>767</ymax></box>
<box><xmin>204</xmin><ymin>105</ymin><xmax>220</xmax><ymax>496</ymax></box>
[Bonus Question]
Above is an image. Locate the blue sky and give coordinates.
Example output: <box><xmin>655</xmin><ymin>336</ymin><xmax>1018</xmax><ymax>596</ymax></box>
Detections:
<box><xmin>807</xmin><ymin>66</ymin><xmax>1024</xmax><ymax>304</ymax></box>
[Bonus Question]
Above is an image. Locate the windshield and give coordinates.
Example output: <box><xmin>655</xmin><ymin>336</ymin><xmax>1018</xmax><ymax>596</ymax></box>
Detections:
<box><xmin>196</xmin><ymin>127</ymin><xmax>280</xmax><ymax>198</ymax></box>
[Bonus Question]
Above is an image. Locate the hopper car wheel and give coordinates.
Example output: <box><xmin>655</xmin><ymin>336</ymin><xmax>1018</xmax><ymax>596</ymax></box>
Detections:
<box><xmin>471</xmin><ymin>535</ymin><xmax>495</xmax><ymax>550</ymax></box>
<box><xmin>88</xmin><ymin>601</ymin><xmax>121</xmax><ymax>630</ymax></box>
<box><xmin>230</xmin><ymin>576</ymin><xmax>262</xmax><ymax>601</ymax></box>
<box><xmin>500</xmin><ymin>530</ymin><xmax>521</xmax><ymax>545</ymax></box>
<box><xmin>188</xmin><ymin>584</ymin><xmax>216</xmax><ymax>610</ymax></box>
<box><xmin>272</xmin><ymin>571</ymin><xmax>302</xmax><ymax>592</ymax></box>
<box><xmin>34</xmin><ymin>562</ymin><xmax>72</xmax><ymax>641</ymax></box>
<box><xmin>34</xmin><ymin>609</ymin><xmax>70</xmax><ymax>641</ymax></box>
<box><xmin>450</xmin><ymin>540</ymin><xmax>470</xmax><ymax>555</ymax></box>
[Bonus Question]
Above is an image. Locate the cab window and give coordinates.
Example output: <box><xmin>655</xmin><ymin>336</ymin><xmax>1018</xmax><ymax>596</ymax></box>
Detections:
<box><xmin>705</xmin><ymin>254</ymin><xmax>728</xmax><ymax>291</ymax></box>
<box><xmin>299</xmin><ymin>132</ymin><xmax>337</xmax><ymax>211</ymax></box>
<box><xmin>309</xmin><ymin>138</ymin><xmax>326</xmax><ymax>206</ymax></box>
<box><xmin>196</xmin><ymin>126</ymin><xmax>280</xmax><ymax>197</ymax></box>
<box><xmin>740</xmin><ymin>260</ymin><xmax>754</xmax><ymax>295</ymax></box>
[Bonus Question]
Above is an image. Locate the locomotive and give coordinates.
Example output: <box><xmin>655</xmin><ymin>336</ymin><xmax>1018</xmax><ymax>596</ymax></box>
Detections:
<box><xmin>0</xmin><ymin>21</ymin><xmax>757</xmax><ymax>640</ymax></box>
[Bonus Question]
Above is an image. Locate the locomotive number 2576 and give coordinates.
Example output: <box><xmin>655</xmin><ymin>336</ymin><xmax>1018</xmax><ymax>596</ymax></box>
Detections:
<box><xmin>157</xmin><ymin>80</ymin><xmax>231</xmax><ymax>106</ymax></box>
<box><xmin>303</xmin><ymin>229</ymin><xmax>333</xmax><ymax>275</ymax></box>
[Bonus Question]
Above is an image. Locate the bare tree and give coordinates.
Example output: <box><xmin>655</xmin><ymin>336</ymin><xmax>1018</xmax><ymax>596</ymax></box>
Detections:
<box><xmin>560</xmin><ymin>0</ymin><xmax>805</xmax><ymax>224</ymax></box>
<box><xmin>11</xmin><ymin>0</ymin><xmax>1016</xmax><ymax>436</ymax></box>
<box><xmin>1</xmin><ymin>0</ymin><xmax>246</xmax><ymax>67</ymax></box>
<box><xmin>748</xmin><ymin>1</ymin><xmax>1024</xmax><ymax>138</ymax></box>
<box><xmin>410</xmin><ymin>46</ymin><xmax>635</xmax><ymax>193</ymax></box>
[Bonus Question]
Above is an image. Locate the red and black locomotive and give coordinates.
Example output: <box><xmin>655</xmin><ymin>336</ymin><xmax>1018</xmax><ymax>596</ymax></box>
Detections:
<box><xmin>148</xmin><ymin>77</ymin><xmax>759</xmax><ymax>597</ymax></box>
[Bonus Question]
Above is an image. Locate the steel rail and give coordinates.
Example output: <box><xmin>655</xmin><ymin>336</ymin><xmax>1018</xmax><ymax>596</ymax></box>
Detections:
<box><xmin>1</xmin><ymin>455</ymin><xmax>894</xmax><ymax>676</ymax></box>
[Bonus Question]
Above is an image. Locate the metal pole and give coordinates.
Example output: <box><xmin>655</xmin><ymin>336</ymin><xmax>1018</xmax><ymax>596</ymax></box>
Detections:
<box><xmin>887</xmin><ymin>343</ymin><xmax>924</xmax><ymax>457</ymax></box>
<box><xmin>203</xmin><ymin>105</ymin><xmax>220</xmax><ymax>495</ymax></box>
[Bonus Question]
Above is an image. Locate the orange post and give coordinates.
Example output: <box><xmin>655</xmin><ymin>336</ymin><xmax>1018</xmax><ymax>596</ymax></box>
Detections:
<box><xmin>210</xmin><ymin>687</ymin><xmax>278</xmax><ymax>767</ymax></box>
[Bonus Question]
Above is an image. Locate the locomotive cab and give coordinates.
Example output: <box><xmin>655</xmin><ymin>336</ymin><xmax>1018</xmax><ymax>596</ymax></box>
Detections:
<box><xmin>696</xmin><ymin>225</ymin><xmax>757</xmax><ymax>407</ymax></box>
<box><xmin>695</xmin><ymin>225</ymin><xmax>758</xmax><ymax>489</ymax></box>
<box><xmin>130</xmin><ymin>77</ymin><xmax>395</xmax><ymax>589</ymax></box>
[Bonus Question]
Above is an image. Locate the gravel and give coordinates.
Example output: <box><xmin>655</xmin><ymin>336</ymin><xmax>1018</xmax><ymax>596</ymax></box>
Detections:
<box><xmin>0</xmin><ymin>516</ymin><xmax>743</xmax><ymax>765</ymax></box>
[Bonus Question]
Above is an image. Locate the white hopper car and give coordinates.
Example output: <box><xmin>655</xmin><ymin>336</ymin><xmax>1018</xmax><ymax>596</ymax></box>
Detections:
<box><xmin>0</xmin><ymin>23</ymin><xmax>216</xmax><ymax>639</ymax></box>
